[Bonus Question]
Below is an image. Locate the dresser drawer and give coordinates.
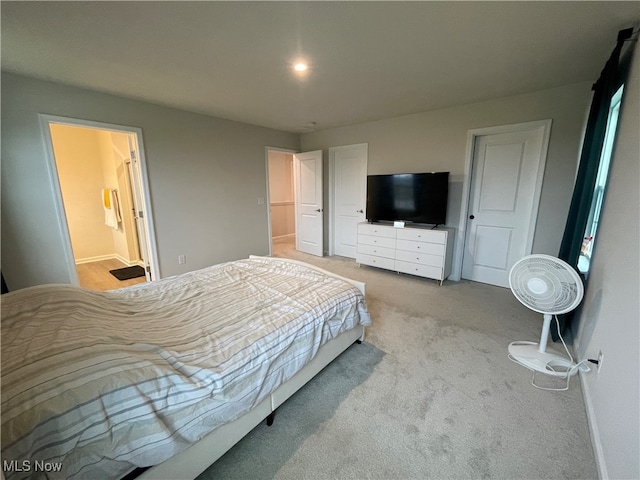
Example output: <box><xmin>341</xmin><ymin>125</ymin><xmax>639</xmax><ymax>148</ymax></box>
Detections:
<box><xmin>397</xmin><ymin>228</ymin><xmax>446</xmax><ymax>244</ymax></box>
<box><xmin>357</xmin><ymin>223</ymin><xmax>397</xmax><ymax>239</ymax></box>
<box><xmin>396</xmin><ymin>239</ymin><xmax>445</xmax><ymax>256</ymax></box>
<box><xmin>357</xmin><ymin>243</ymin><xmax>395</xmax><ymax>259</ymax></box>
<box><xmin>357</xmin><ymin>253</ymin><xmax>396</xmax><ymax>271</ymax></box>
<box><xmin>395</xmin><ymin>250</ymin><xmax>444</xmax><ymax>268</ymax></box>
<box><xmin>358</xmin><ymin>234</ymin><xmax>396</xmax><ymax>249</ymax></box>
<box><xmin>395</xmin><ymin>261</ymin><xmax>443</xmax><ymax>280</ymax></box>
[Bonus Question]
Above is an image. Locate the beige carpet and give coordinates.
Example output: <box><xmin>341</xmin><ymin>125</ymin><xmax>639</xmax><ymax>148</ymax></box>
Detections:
<box><xmin>197</xmin><ymin>244</ymin><xmax>597</xmax><ymax>479</ymax></box>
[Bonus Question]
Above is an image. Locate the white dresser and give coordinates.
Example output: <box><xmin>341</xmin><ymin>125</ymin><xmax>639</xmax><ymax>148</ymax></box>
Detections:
<box><xmin>356</xmin><ymin>222</ymin><xmax>455</xmax><ymax>284</ymax></box>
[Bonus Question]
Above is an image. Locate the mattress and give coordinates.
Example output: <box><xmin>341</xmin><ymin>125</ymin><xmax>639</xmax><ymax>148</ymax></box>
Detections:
<box><xmin>1</xmin><ymin>257</ymin><xmax>371</xmax><ymax>479</ymax></box>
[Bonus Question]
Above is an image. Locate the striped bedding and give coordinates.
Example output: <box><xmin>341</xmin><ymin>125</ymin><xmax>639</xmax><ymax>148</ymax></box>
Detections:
<box><xmin>1</xmin><ymin>257</ymin><xmax>371</xmax><ymax>479</ymax></box>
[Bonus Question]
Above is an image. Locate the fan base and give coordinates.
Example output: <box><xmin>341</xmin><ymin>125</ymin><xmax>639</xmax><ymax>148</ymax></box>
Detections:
<box><xmin>508</xmin><ymin>341</ymin><xmax>577</xmax><ymax>377</ymax></box>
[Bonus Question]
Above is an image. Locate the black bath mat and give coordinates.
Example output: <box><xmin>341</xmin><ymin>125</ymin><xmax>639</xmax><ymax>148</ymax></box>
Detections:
<box><xmin>109</xmin><ymin>265</ymin><xmax>146</xmax><ymax>281</ymax></box>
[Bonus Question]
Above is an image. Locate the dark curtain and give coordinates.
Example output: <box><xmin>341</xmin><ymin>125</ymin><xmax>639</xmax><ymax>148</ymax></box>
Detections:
<box><xmin>554</xmin><ymin>28</ymin><xmax>634</xmax><ymax>339</ymax></box>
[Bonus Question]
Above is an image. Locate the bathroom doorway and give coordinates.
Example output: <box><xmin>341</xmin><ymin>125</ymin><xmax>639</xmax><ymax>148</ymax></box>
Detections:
<box><xmin>42</xmin><ymin>116</ymin><xmax>158</xmax><ymax>290</ymax></box>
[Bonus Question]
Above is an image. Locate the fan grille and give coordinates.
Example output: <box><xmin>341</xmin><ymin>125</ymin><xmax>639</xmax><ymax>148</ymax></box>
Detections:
<box><xmin>509</xmin><ymin>255</ymin><xmax>583</xmax><ymax>314</ymax></box>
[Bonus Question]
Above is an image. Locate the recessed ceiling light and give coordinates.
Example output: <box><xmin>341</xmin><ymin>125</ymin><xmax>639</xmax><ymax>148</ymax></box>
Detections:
<box><xmin>294</xmin><ymin>63</ymin><xmax>307</xmax><ymax>72</ymax></box>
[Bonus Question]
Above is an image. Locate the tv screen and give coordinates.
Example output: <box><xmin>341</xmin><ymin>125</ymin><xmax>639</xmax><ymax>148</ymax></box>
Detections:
<box><xmin>366</xmin><ymin>172</ymin><xmax>449</xmax><ymax>225</ymax></box>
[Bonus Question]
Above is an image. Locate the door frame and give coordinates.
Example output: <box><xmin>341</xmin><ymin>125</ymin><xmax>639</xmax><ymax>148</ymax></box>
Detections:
<box><xmin>328</xmin><ymin>143</ymin><xmax>368</xmax><ymax>257</ymax></box>
<box><xmin>39</xmin><ymin>114</ymin><xmax>160</xmax><ymax>284</ymax></box>
<box><xmin>265</xmin><ymin>146</ymin><xmax>298</xmax><ymax>256</ymax></box>
<box><xmin>455</xmin><ymin>119</ymin><xmax>552</xmax><ymax>282</ymax></box>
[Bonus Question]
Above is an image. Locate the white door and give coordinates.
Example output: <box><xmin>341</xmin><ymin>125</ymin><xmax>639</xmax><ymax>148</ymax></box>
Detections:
<box><xmin>462</xmin><ymin>123</ymin><xmax>549</xmax><ymax>287</ymax></box>
<box><xmin>294</xmin><ymin>150</ymin><xmax>324</xmax><ymax>256</ymax></box>
<box><xmin>127</xmin><ymin>134</ymin><xmax>152</xmax><ymax>280</ymax></box>
<box><xmin>331</xmin><ymin>144</ymin><xmax>368</xmax><ymax>258</ymax></box>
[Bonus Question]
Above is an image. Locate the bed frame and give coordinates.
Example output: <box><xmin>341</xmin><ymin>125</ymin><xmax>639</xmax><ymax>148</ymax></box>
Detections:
<box><xmin>138</xmin><ymin>256</ymin><xmax>366</xmax><ymax>479</ymax></box>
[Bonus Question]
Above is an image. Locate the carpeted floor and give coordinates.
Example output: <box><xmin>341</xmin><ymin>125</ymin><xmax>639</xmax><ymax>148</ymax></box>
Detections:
<box><xmin>197</xmin><ymin>243</ymin><xmax>597</xmax><ymax>479</ymax></box>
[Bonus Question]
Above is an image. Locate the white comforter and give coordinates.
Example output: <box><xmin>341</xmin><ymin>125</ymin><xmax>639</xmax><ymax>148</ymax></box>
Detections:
<box><xmin>1</xmin><ymin>257</ymin><xmax>371</xmax><ymax>479</ymax></box>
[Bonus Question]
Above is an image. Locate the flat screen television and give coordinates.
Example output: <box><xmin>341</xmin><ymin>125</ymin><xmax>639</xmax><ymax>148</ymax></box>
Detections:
<box><xmin>366</xmin><ymin>172</ymin><xmax>449</xmax><ymax>226</ymax></box>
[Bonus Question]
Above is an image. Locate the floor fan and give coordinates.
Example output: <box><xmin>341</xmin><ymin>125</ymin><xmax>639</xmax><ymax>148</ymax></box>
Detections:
<box><xmin>508</xmin><ymin>254</ymin><xmax>584</xmax><ymax>379</ymax></box>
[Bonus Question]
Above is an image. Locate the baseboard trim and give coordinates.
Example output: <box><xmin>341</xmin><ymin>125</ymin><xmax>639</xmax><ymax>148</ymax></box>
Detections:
<box><xmin>75</xmin><ymin>254</ymin><xmax>116</xmax><ymax>265</ymax></box>
<box><xmin>272</xmin><ymin>233</ymin><xmax>295</xmax><ymax>240</ymax></box>
<box><xmin>76</xmin><ymin>254</ymin><xmax>139</xmax><ymax>267</ymax></box>
<box><xmin>578</xmin><ymin>366</ymin><xmax>608</xmax><ymax>479</ymax></box>
<box><xmin>114</xmin><ymin>254</ymin><xmax>141</xmax><ymax>267</ymax></box>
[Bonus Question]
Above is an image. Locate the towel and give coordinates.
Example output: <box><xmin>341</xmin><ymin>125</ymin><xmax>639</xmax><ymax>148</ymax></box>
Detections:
<box><xmin>102</xmin><ymin>188</ymin><xmax>122</xmax><ymax>229</ymax></box>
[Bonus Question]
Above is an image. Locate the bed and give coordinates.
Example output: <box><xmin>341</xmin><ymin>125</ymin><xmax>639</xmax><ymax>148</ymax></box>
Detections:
<box><xmin>1</xmin><ymin>256</ymin><xmax>371</xmax><ymax>480</ymax></box>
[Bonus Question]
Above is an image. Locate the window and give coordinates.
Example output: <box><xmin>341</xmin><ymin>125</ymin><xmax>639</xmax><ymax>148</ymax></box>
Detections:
<box><xmin>578</xmin><ymin>85</ymin><xmax>624</xmax><ymax>275</ymax></box>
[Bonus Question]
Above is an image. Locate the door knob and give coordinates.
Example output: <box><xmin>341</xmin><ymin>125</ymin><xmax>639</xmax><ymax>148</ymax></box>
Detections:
<box><xmin>357</xmin><ymin>209</ymin><xmax>364</xmax><ymax>213</ymax></box>
<box><xmin>469</xmin><ymin>215</ymin><xmax>475</xmax><ymax>220</ymax></box>
<box><xmin>315</xmin><ymin>208</ymin><xmax>323</xmax><ymax>212</ymax></box>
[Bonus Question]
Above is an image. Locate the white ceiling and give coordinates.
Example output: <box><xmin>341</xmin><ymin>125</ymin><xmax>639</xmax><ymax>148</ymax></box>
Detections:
<box><xmin>2</xmin><ymin>1</ymin><xmax>638</xmax><ymax>133</ymax></box>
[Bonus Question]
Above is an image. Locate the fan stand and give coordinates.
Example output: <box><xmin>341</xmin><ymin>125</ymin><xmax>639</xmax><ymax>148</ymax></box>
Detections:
<box><xmin>508</xmin><ymin>313</ymin><xmax>577</xmax><ymax>377</ymax></box>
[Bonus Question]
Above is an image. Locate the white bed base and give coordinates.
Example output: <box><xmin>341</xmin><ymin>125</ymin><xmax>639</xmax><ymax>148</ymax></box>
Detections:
<box><xmin>138</xmin><ymin>256</ymin><xmax>366</xmax><ymax>480</ymax></box>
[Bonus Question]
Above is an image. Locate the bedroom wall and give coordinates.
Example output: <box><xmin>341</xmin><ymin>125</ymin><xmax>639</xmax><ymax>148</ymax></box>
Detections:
<box><xmin>574</xmin><ymin>42</ymin><xmax>639</xmax><ymax>480</ymax></box>
<box><xmin>300</xmin><ymin>82</ymin><xmax>593</xmax><ymax>275</ymax></box>
<box><xmin>1</xmin><ymin>72</ymin><xmax>299</xmax><ymax>290</ymax></box>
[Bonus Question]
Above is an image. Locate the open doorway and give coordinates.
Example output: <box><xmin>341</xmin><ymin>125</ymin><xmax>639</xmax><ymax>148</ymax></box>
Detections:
<box><xmin>267</xmin><ymin>149</ymin><xmax>296</xmax><ymax>257</ymax></box>
<box><xmin>42</xmin><ymin>116</ymin><xmax>158</xmax><ymax>290</ymax></box>
<box><xmin>266</xmin><ymin>147</ymin><xmax>325</xmax><ymax>258</ymax></box>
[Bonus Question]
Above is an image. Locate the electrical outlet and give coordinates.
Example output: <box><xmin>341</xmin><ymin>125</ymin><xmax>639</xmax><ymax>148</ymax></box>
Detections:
<box><xmin>178</xmin><ymin>255</ymin><xmax>186</xmax><ymax>265</ymax></box>
<box><xmin>597</xmin><ymin>350</ymin><xmax>604</xmax><ymax>373</ymax></box>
